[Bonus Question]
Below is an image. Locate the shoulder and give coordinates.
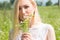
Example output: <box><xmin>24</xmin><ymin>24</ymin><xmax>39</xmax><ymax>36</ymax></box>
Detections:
<box><xmin>42</xmin><ymin>23</ymin><xmax>56</xmax><ymax>40</ymax></box>
<box><xmin>40</xmin><ymin>23</ymin><xmax>54</xmax><ymax>30</ymax></box>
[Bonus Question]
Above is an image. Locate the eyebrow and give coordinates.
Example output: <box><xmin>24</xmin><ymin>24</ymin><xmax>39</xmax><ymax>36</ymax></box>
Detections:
<box><xmin>19</xmin><ymin>4</ymin><xmax>29</xmax><ymax>7</ymax></box>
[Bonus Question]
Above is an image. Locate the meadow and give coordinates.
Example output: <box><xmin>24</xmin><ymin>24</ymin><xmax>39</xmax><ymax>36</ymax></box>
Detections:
<box><xmin>0</xmin><ymin>6</ymin><xmax>60</xmax><ymax>40</ymax></box>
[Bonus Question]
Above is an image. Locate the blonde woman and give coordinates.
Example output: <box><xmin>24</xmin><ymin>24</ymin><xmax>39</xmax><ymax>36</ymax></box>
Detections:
<box><xmin>9</xmin><ymin>0</ymin><xmax>56</xmax><ymax>40</ymax></box>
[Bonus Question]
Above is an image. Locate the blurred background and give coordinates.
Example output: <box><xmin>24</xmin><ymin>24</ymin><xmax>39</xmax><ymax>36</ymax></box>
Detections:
<box><xmin>0</xmin><ymin>0</ymin><xmax>60</xmax><ymax>40</ymax></box>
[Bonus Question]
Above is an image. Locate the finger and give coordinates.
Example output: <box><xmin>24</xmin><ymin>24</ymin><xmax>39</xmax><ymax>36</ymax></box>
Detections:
<box><xmin>21</xmin><ymin>37</ymin><xmax>31</xmax><ymax>40</ymax></box>
<box><xmin>22</xmin><ymin>35</ymin><xmax>31</xmax><ymax>39</ymax></box>
<box><xmin>21</xmin><ymin>34</ymin><xmax>32</xmax><ymax>40</ymax></box>
<box><xmin>22</xmin><ymin>33</ymin><xmax>31</xmax><ymax>36</ymax></box>
<box><xmin>22</xmin><ymin>34</ymin><xmax>31</xmax><ymax>36</ymax></box>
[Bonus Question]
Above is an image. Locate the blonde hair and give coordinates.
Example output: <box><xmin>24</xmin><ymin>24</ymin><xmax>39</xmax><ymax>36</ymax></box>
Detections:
<box><xmin>12</xmin><ymin>0</ymin><xmax>41</xmax><ymax>40</ymax></box>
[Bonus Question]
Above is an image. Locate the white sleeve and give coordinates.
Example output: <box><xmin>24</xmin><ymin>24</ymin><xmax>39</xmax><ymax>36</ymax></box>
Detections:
<box><xmin>47</xmin><ymin>24</ymin><xmax>56</xmax><ymax>40</ymax></box>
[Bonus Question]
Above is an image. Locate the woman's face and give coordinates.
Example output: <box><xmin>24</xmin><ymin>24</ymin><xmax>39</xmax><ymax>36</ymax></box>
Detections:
<box><xmin>18</xmin><ymin>0</ymin><xmax>35</xmax><ymax>21</ymax></box>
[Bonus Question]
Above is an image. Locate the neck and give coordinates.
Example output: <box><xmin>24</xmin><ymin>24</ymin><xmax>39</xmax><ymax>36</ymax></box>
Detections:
<box><xmin>29</xmin><ymin>16</ymin><xmax>34</xmax><ymax>28</ymax></box>
<box><xmin>29</xmin><ymin>15</ymin><xmax>41</xmax><ymax>28</ymax></box>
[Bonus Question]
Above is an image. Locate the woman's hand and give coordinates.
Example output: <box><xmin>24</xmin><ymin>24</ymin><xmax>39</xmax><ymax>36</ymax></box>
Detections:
<box><xmin>21</xmin><ymin>33</ymin><xmax>32</xmax><ymax>40</ymax></box>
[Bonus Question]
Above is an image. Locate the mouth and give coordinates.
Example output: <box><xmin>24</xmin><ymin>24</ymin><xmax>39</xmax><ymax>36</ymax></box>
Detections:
<box><xmin>19</xmin><ymin>14</ymin><xmax>34</xmax><ymax>23</ymax></box>
<box><xmin>19</xmin><ymin>16</ymin><xmax>27</xmax><ymax>22</ymax></box>
<box><xmin>23</xmin><ymin>15</ymin><xmax>29</xmax><ymax>19</ymax></box>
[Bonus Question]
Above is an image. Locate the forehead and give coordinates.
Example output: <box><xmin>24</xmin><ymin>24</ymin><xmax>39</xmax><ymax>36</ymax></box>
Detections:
<box><xmin>18</xmin><ymin>0</ymin><xmax>31</xmax><ymax>6</ymax></box>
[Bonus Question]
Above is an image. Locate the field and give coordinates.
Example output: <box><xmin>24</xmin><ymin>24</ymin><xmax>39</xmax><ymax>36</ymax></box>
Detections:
<box><xmin>0</xmin><ymin>6</ymin><xmax>60</xmax><ymax>40</ymax></box>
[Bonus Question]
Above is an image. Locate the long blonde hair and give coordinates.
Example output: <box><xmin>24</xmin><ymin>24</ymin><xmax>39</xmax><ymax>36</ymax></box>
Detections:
<box><xmin>12</xmin><ymin>0</ymin><xmax>41</xmax><ymax>40</ymax></box>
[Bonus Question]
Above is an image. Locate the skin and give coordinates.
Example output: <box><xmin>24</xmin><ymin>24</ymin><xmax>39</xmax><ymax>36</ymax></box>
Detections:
<box><xmin>18</xmin><ymin>0</ymin><xmax>35</xmax><ymax>21</ymax></box>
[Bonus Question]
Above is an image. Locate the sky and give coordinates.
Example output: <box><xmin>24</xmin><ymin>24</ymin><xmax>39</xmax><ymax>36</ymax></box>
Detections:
<box><xmin>37</xmin><ymin>0</ymin><xmax>58</xmax><ymax>4</ymax></box>
<box><xmin>0</xmin><ymin>0</ymin><xmax>10</xmax><ymax>2</ymax></box>
<box><xmin>0</xmin><ymin>0</ymin><xmax>58</xmax><ymax>4</ymax></box>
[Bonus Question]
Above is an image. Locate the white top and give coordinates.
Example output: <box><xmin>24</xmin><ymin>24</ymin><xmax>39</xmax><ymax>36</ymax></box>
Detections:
<box><xmin>10</xmin><ymin>23</ymin><xmax>55</xmax><ymax>40</ymax></box>
<box><xmin>14</xmin><ymin>23</ymin><xmax>54</xmax><ymax>40</ymax></box>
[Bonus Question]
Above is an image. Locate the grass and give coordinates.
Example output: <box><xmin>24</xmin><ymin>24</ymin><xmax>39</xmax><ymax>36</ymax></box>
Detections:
<box><xmin>0</xmin><ymin>6</ymin><xmax>60</xmax><ymax>40</ymax></box>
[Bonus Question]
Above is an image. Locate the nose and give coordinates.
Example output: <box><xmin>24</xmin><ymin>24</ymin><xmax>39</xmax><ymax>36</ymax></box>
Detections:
<box><xmin>21</xmin><ymin>8</ymin><xmax>26</xmax><ymax>14</ymax></box>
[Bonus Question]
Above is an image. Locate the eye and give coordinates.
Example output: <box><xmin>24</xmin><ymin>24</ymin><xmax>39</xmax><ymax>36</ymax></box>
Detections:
<box><xmin>24</xmin><ymin>6</ymin><xmax>29</xmax><ymax>9</ymax></box>
<box><xmin>19</xmin><ymin>7</ymin><xmax>21</xmax><ymax>10</ymax></box>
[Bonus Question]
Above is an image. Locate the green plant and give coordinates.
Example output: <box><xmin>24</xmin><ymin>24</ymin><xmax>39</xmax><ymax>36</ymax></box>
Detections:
<box><xmin>20</xmin><ymin>14</ymin><xmax>33</xmax><ymax>32</ymax></box>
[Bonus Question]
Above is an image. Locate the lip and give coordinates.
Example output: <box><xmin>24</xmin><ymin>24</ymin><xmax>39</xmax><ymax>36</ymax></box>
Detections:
<box><xmin>23</xmin><ymin>15</ymin><xmax>28</xmax><ymax>19</ymax></box>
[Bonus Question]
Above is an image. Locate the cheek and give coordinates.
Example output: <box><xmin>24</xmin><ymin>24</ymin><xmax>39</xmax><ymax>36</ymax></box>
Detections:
<box><xmin>19</xmin><ymin>12</ymin><xmax>23</xmax><ymax>18</ymax></box>
<box><xmin>19</xmin><ymin>11</ymin><xmax>22</xmax><ymax>16</ymax></box>
<box><xmin>27</xmin><ymin>7</ymin><xmax>34</xmax><ymax>14</ymax></box>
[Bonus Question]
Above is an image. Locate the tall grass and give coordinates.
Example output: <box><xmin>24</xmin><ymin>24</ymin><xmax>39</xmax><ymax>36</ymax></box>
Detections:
<box><xmin>0</xmin><ymin>10</ymin><xmax>12</xmax><ymax>40</ymax></box>
<box><xmin>0</xmin><ymin>6</ymin><xmax>60</xmax><ymax>40</ymax></box>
